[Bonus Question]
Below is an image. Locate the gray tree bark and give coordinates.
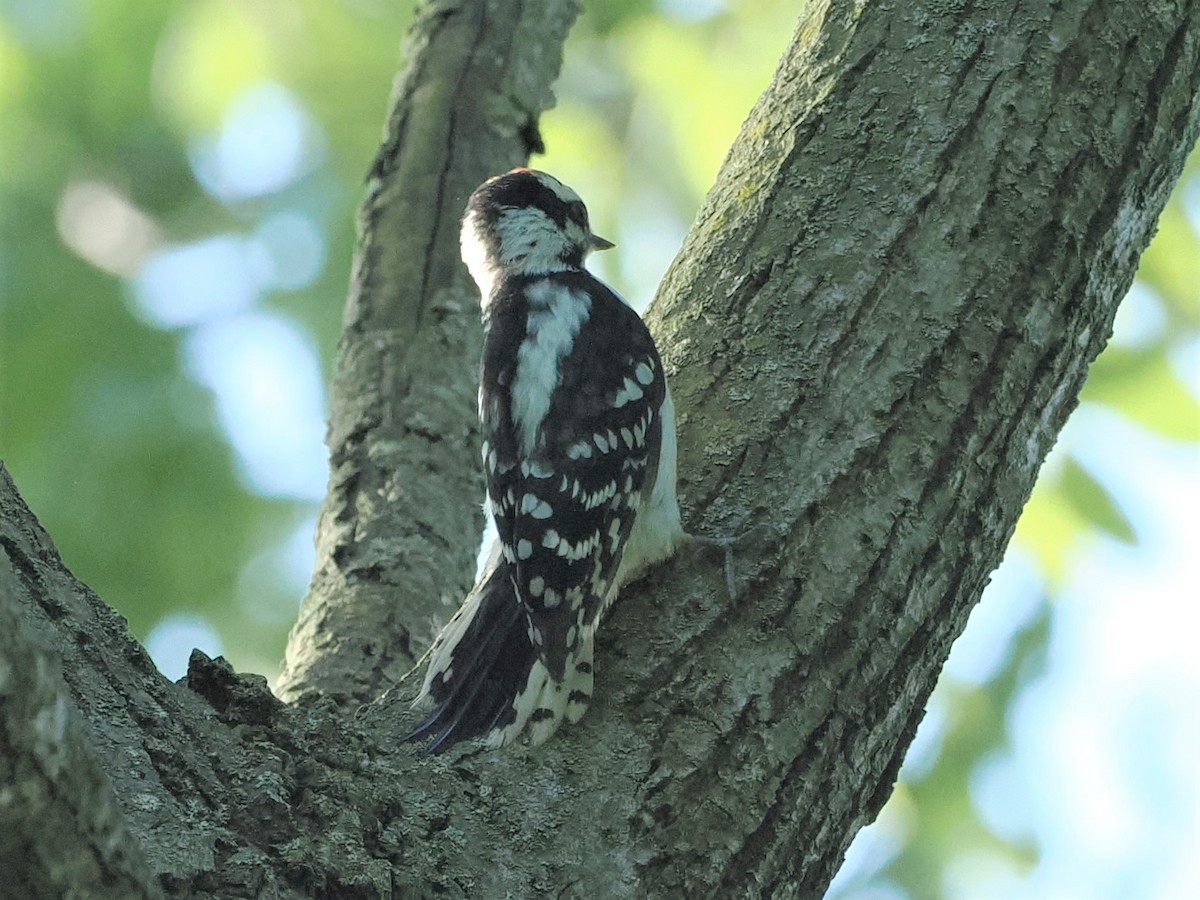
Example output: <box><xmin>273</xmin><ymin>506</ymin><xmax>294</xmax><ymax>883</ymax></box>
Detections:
<box><xmin>2</xmin><ymin>0</ymin><xmax>1197</xmax><ymax>897</ymax></box>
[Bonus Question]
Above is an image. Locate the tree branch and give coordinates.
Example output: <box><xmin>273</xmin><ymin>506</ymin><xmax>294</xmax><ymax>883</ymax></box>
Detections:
<box><xmin>1</xmin><ymin>465</ymin><xmax>162</xmax><ymax>900</ymax></box>
<box><xmin>2</xmin><ymin>0</ymin><xmax>1196</xmax><ymax>897</ymax></box>
<box><xmin>631</xmin><ymin>0</ymin><xmax>1199</xmax><ymax>891</ymax></box>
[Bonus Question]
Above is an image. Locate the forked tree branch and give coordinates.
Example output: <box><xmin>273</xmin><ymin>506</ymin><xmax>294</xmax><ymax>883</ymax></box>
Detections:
<box><xmin>1</xmin><ymin>0</ymin><xmax>1196</xmax><ymax>896</ymax></box>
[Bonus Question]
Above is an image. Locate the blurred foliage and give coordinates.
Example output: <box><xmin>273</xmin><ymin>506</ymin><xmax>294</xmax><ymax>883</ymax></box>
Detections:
<box><xmin>1014</xmin><ymin>149</ymin><xmax>1200</xmax><ymax>586</ymax></box>
<box><xmin>0</xmin><ymin>0</ymin><xmax>1196</xmax><ymax>896</ymax></box>
<box><xmin>0</xmin><ymin>0</ymin><xmax>418</xmax><ymax>675</ymax></box>
<box><xmin>883</xmin><ymin>605</ymin><xmax>1051</xmax><ymax>894</ymax></box>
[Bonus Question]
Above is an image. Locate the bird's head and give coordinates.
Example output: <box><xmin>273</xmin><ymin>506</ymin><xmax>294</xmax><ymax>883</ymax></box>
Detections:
<box><xmin>461</xmin><ymin>168</ymin><xmax>613</xmax><ymax>297</ymax></box>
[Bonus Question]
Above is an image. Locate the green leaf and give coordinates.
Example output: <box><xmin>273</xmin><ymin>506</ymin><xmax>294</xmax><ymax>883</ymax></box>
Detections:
<box><xmin>1081</xmin><ymin>353</ymin><xmax>1200</xmax><ymax>442</ymax></box>
<box><xmin>1012</xmin><ymin>479</ymin><xmax>1087</xmax><ymax>585</ymax></box>
<box><xmin>1059</xmin><ymin>457</ymin><xmax>1137</xmax><ymax>545</ymax></box>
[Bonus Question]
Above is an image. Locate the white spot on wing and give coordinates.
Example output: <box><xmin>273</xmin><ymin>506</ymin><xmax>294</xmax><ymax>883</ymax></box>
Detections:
<box><xmin>612</xmin><ymin>376</ymin><xmax>644</xmax><ymax>408</ymax></box>
<box><xmin>582</xmin><ymin>481</ymin><xmax>617</xmax><ymax>510</ymax></box>
<box><xmin>608</xmin><ymin>517</ymin><xmax>622</xmax><ymax>551</ymax></box>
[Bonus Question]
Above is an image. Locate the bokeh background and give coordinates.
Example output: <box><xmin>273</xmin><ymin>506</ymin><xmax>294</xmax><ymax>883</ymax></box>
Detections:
<box><xmin>1</xmin><ymin>1</ymin><xmax>1196</xmax><ymax>897</ymax></box>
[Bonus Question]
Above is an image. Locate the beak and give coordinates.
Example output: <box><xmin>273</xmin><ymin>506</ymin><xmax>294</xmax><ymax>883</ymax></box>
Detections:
<box><xmin>589</xmin><ymin>233</ymin><xmax>615</xmax><ymax>251</ymax></box>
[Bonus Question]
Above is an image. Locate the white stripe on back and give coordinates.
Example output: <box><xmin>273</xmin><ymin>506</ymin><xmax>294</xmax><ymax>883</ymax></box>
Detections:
<box><xmin>511</xmin><ymin>280</ymin><xmax>591</xmax><ymax>455</ymax></box>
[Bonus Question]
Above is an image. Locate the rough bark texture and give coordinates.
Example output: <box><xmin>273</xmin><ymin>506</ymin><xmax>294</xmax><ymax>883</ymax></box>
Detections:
<box><xmin>0</xmin><ymin>475</ymin><xmax>163</xmax><ymax>900</ymax></box>
<box><xmin>2</xmin><ymin>0</ymin><xmax>1198</xmax><ymax>897</ymax></box>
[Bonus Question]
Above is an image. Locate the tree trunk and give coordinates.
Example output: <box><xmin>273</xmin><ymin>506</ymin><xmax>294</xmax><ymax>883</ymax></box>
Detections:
<box><xmin>2</xmin><ymin>0</ymin><xmax>1197</xmax><ymax>897</ymax></box>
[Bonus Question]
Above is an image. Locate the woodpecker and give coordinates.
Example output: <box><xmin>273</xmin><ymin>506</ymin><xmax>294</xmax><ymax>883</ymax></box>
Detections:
<box><xmin>408</xmin><ymin>168</ymin><xmax>683</xmax><ymax>752</ymax></box>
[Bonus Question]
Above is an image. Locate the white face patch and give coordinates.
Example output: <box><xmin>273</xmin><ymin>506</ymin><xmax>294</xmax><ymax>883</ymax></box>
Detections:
<box><xmin>495</xmin><ymin>206</ymin><xmax>572</xmax><ymax>273</ymax></box>
<box><xmin>537</xmin><ymin>172</ymin><xmax>584</xmax><ymax>207</ymax></box>
<box><xmin>490</xmin><ymin>177</ymin><xmax>592</xmax><ymax>280</ymax></box>
<box><xmin>534</xmin><ymin>174</ymin><xmax>592</xmax><ymax>250</ymax></box>
<box><xmin>462</xmin><ymin>176</ymin><xmax>592</xmax><ymax>317</ymax></box>
<box><xmin>461</xmin><ymin>211</ymin><xmax>498</xmax><ymax>302</ymax></box>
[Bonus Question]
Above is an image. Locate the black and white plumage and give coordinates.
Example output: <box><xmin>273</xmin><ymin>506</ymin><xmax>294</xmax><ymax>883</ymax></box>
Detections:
<box><xmin>408</xmin><ymin>169</ymin><xmax>683</xmax><ymax>752</ymax></box>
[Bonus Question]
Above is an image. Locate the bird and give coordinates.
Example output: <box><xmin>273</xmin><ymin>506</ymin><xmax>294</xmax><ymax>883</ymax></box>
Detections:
<box><xmin>406</xmin><ymin>168</ymin><xmax>684</xmax><ymax>752</ymax></box>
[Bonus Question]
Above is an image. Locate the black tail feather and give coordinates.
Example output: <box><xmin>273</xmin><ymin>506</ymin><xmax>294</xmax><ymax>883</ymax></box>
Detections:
<box><xmin>405</xmin><ymin>560</ymin><xmax>538</xmax><ymax>753</ymax></box>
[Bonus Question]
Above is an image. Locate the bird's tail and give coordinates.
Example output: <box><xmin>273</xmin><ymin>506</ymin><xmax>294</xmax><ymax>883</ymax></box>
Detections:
<box><xmin>406</xmin><ymin>547</ymin><xmax>594</xmax><ymax>752</ymax></box>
